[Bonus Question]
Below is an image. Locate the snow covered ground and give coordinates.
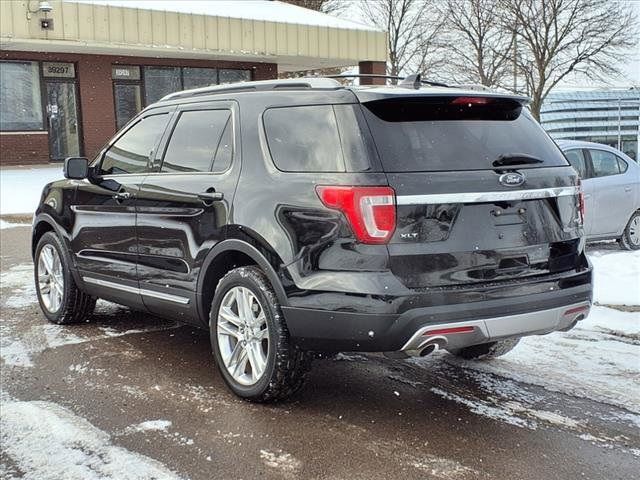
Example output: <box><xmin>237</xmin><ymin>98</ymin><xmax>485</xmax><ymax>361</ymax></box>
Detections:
<box><xmin>0</xmin><ymin>166</ymin><xmax>63</xmax><ymax>215</ymax></box>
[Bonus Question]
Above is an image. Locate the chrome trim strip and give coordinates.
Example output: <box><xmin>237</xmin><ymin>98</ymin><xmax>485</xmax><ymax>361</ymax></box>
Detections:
<box><xmin>401</xmin><ymin>301</ymin><xmax>591</xmax><ymax>351</ymax></box>
<box><xmin>82</xmin><ymin>277</ymin><xmax>190</xmax><ymax>305</ymax></box>
<box><xmin>396</xmin><ymin>186</ymin><xmax>579</xmax><ymax>205</ymax></box>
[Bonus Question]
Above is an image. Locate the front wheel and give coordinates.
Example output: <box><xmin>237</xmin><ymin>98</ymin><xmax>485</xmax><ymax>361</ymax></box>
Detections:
<box><xmin>450</xmin><ymin>338</ymin><xmax>520</xmax><ymax>360</ymax></box>
<box><xmin>210</xmin><ymin>266</ymin><xmax>312</xmax><ymax>402</ymax></box>
<box><xmin>34</xmin><ymin>231</ymin><xmax>96</xmax><ymax>324</ymax></box>
<box><xmin>620</xmin><ymin>211</ymin><xmax>640</xmax><ymax>251</ymax></box>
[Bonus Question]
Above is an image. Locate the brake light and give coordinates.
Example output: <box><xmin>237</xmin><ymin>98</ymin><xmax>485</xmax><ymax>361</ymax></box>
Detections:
<box><xmin>577</xmin><ymin>180</ymin><xmax>585</xmax><ymax>224</ymax></box>
<box><xmin>451</xmin><ymin>96</ymin><xmax>492</xmax><ymax>105</ymax></box>
<box><xmin>316</xmin><ymin>186</ymin><xmax>396</xmax><ymax>244</ymax></box>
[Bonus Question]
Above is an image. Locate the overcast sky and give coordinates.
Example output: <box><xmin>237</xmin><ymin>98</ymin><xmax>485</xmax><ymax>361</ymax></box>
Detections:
<box><xmin>339</xmin><ymin>0</ymin><xmax>639</xmax><ymax>91</ymax></box>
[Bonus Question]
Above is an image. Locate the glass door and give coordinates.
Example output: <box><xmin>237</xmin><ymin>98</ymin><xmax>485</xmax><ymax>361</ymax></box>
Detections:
<box><xmin>45</xmin><ymin>81</ymin><xmax>81</xmax><ymax>160</ymax></box>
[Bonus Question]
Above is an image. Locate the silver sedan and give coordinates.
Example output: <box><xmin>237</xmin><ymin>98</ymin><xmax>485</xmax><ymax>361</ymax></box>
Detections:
<box><xmin>558</xmin><ymin>140</ymin><xmax>640</xmax><ymax>250</ymax></box>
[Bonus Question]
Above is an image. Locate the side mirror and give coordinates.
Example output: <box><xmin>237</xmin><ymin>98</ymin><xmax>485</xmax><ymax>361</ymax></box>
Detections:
<box><xmin>63</xmin><ymin>157</ymin><xmax>89</xmax><ymax>180</ymax></box>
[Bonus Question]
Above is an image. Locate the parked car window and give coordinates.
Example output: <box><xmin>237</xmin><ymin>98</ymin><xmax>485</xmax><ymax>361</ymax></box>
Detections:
<box><xmin>564</xmin><ymin>149</ymin><xmax>588</xmax><ymax>178</ymax></box>
<box><xmin>616</xmin><ymin>156</ymin><xmax>629</xmax><ymax>174</ymax></box>
<box><xmin>590</xmin><ymin>149</ymin><xmax>621</xmax><ymax>177</ymax></box>
<box><xmin>264</xmin><ymin>105</ymin><xmax>373</xmax><ymax>172</ymax></box>
<box><xmin>162</xmin><ymin>109</ymin><xmax>231</xmax><ymax>173</ymax></box>
<box><xmin>101</xmin><ymin>113</ymin><xmax>168</xmax><ymax>175</ymax></box>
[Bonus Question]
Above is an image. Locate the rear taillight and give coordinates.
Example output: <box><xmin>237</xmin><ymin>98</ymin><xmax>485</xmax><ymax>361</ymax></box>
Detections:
<box><xmin>577</xmin><ymin>180</ymin><xmax>585</xmax><ymax>225</ymax></box>
<box><xmin>316</xmin><ymin>186</ymin><xmax>396</xmax><ymax>244</ymax></box>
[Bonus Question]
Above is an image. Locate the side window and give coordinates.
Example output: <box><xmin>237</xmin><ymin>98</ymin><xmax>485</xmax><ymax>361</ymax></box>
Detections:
<box><xmin>161</xmin><ymin>109</ymin><xmax>231</xmax><ymax>173</ymax></box>
<box><xmin>101</xmin><ymin>114</ymin><xmax>168</xmax><ymax>175</ymax></box>
<box><xmin>213</xmin><ymin>117</ymin><xmax>233</xmax><ymax>173</ymax></box>
<box><xmin>564</xmin><ymin>149</ymin><xmax>588</xmax><ymax>178</ymax></box>
<box><xmin>264</xmin><ymin>105</ymin><xmax>345</xmax><ymax>172</ymax></box>
<box><xmin>590</xmin><ymin>150</ymin><xmax>621</xmax><ymax>178</ymax></box>
<box><xmin>616</xmin><ymin>156</ymin><xmax>629</xmax><ymax>174</ymax></box>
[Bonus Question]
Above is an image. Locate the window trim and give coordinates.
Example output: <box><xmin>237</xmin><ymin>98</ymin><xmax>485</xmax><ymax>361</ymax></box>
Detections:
<box><xmin>0</xmin><ymin>60</ymin><xmax>46</xmax><ymax>132</ymax></box>
<box><xmin>152</xmin><ymin>100</ymin><xmax>238</xmax><ymax>175</ymax></box>
<box><xmin>563</xmin><ymin>147</ymin><xmax>592</xmax><ymax>179</ymax></box>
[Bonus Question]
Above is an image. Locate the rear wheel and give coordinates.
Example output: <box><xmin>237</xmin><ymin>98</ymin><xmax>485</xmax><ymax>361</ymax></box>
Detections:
<box><xmin>34</xmin><ymin>231</ymin><xmax>96</xmax><ymax>324</ymax></box>
<box><xmin>210</xmin><ymin>266</ymin><xmax>312</xmax><ymax>402</ymax></box>
<box><xmin>450</xmin><ymin>338</ymin><xmax>520</xmax><ymax>360</ymax></box>
<box><xmin>620</xmin><ymin>211</ymin><xmax>640</xmax><ymax>250</ymax></box>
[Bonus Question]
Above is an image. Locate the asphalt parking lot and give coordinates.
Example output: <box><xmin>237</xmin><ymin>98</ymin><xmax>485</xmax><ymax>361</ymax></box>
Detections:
<box><xmin>1</xmin><ymin>225</ymin><xmax>639</xmax><ymax>480</ymax></box>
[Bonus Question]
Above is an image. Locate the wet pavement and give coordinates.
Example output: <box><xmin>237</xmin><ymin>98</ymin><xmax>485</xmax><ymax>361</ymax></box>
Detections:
<box><xmin>1</xmin><ymin>226</ymin><xmax>638</xmax><ymax>480</ymax></box>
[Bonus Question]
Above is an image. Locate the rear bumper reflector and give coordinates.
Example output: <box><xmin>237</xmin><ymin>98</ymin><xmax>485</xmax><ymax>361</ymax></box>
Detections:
<box><xmin>422</xmin><ymin>326</ymin><xmax>475</xmax><ymax>336</ymax></box>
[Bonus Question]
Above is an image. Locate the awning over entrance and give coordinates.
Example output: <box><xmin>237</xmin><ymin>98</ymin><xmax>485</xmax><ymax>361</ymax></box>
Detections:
<box><xmin>0</xmin><ymin>0</ymin><xmax>387</xmax><ymax>72</ymax></box>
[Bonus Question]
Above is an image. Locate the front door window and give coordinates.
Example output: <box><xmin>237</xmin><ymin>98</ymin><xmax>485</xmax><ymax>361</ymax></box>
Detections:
<box><xmin>45</xmin><ymin>82</ymin><xmax>80</xmax><ymax>160</ymax></box>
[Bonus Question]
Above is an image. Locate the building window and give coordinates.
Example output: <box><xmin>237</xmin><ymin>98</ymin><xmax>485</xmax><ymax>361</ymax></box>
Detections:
<box><xmin>0</xmin><ymin>61</ymin><xmax>43</xmax><ymax>131</ymax></box>
<box><xmin>219</xmin><ymin>69</ymin><xmax>251</xmax><ymax>84</ymax></box>
<box><xmin>183</xmin><ymin>67</ymin><xmax>218</xmax><ymax>90</ymax></box>
<box><xmin>144</xmin><ymin>67</ymin><xmax>181</xmax><ymax>105</ymax></box>
<box><xmin>114</xmin><ymin>84</ymin><xmax>142</xmax><ymax>130</ymax></box>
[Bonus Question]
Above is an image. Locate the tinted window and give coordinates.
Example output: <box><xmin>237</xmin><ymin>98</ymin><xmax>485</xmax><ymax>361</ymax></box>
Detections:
<box><xmin>114</xmin><ymin>84</ymin><xmax>142</xmax><ymax>130</ymax></box>
<box><xmin>183</xmin><ymin>67</ymin><xmax>217</xmax><ymax>90</ymax></box>
<box><xmin>590</xmin><ymin>150</ymin><xmax>621</xmax><ymax>177</ymax></box>
<box><xmin>362</xmin><ymin>97</ymin><xmax>568</xmax><ymax>172</ymax></box>
<box><xmin>213</xmin><ymin>117</ymin><xmax>233</xmax><ymax>173</ymax></box>
<box><xmin>101</xmin><ymin>114</ymin><xmax>168</xmax><ymax>175</ymax></box>
<box><xmin>144</xmin><ymin>67</ymin><xmax>181</xmax><ymax>104</ymax></box>
<box><xmin>564</xmin><ymin>149</ymin><xmax>588</xmax><ymax>178</ymax></box>
<box><xmin>162</xmin><ymin>110</ymin><xmax>231</xmax><ymax>173</ymax></box>
<box><xmin>264</xmin><ymin>105</ymin><xmax>372</xmax><ymax>172</ymax></box>
<box><xmin>0</xmin><ymin>61</ymin><xmax>43</xmax><ymax>130</ymax></box>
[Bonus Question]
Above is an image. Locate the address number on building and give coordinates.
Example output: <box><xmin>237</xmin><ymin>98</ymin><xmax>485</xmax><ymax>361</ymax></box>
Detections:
<box><xmin>43</xmin><ymin>62</ymin><xmax>75</xmax><ymax>78</ymax></box>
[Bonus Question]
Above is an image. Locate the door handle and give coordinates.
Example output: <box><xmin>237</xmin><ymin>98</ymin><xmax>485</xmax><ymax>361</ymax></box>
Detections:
<box><xmin>624</xmin><ymin>186</ymin><xmax>632</xmax><ymax>192</ymax></box>
<box><xmin>113</xmin><ymin>191</ymin><xmax>132</xmax><ymax>201</ymax></box>
<box><xmin>198</xmin><ymin>189</ymin><xmax>224</xmax><ymax>203</ymax></box>
<box><xmin>583</xmin><ymin>193</ymin><xmax>592</xmax><ymax>199</ymax></box>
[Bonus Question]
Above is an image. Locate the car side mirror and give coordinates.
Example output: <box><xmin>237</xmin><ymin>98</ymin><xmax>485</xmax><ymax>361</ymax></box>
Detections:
<box><xmin>63</xmin><ymin>157</ymin><xmax>89</xmax><ymax>180</ymax></box>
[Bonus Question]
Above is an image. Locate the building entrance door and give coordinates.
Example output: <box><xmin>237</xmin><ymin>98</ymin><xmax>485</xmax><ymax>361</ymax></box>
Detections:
<box><xmin>45</xmin><ymin>81</ymin><xmax>81</xmax><ymax>160</ymax></box>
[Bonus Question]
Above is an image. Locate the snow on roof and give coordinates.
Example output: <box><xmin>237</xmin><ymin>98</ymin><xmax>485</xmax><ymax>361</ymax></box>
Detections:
<box><xmin>65</xmin><ymin>0</ymin><xmax>379</xmax><ymax>31</ymax></box>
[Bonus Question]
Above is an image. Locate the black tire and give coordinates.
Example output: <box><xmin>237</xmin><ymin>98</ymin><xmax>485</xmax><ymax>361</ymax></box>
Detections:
<box><xmin>209</xmin><ymin>266</ymin><xmax>312</xmax><ymax>402</ymax></box>
<box><xmin>620</xmin><ymin>211</ymin><xmax>640</xmax><ymax>251</ymax></box>
<box><xmin>450</xmin><ymin>338</ymin><xmax>520</xmax><ymax>360</ymax></box>
<box><xmin>34</xmin><ymin>231</ymin><xmax>96</xmax><ymax>324</ymax></box>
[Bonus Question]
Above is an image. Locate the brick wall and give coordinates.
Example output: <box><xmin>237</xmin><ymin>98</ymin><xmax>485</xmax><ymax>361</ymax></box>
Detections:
<box><xmin>0</xmin><ymin>133</ymin><xmax>50</xmax><ymax>166</ymax></box>
<box><xmin>0</xmin><ymin>50</ymin><xmax>278</xmax><ymax>166</ymax></box>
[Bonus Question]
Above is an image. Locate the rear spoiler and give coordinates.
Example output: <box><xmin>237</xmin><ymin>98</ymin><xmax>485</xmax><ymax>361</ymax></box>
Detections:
<box><xmin>353</xmin><ymin>89</ymin><xmax>530</xmax><ymax>105</ymax></box>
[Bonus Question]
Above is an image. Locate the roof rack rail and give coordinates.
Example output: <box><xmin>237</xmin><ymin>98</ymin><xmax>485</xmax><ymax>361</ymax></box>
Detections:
<box><xmin>326</xmin><ymin>73</ymin><xmax>450</xmax><ymax>88</ymax></box>
<box><xmin>160</xmin><ymin>77</ymin><xmax>342</xmax><ymax>101</ymax></box>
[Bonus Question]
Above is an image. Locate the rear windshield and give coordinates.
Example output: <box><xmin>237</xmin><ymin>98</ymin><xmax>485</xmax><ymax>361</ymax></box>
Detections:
<box><xmin>362</xmin><ymin>97</ymin><xmax>568</xmax><ymax>172</ymax></box>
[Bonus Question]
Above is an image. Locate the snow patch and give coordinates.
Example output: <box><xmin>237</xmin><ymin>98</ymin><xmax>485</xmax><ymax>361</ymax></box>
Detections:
<box><xmin>260</xmin><ymin>449</ymin><xmax>301</xmax><ymax>477</ymax></box>
<box><xmin>588</xmin><ymin>249</ymin><xmax>640</xmax><ymax>306</ymax></box>
<box><xmin>0</xmin><ymin>166</ymin><xmax>62</xmax><ymax>215</ymax></box>
<box><xmin>128</xmin><ymin>420</ymin><xmax>172</xmax><ymax>433</ymax></box>
<box><xmin>0</xmin><ymin>397</ymin><xmax>183</xmax><ymax>480</ymax></box>
<box><xmin>0</xmin><ymin>219</ymin><xmax>30</xmax><ymax>229</ymax></box>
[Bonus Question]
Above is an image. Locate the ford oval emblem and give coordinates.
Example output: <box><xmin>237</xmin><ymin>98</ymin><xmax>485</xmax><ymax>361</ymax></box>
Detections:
<box><xmin>498</xmin><ymin>172</ymin><xmax>526</xmax><ymax>187</ymax></box>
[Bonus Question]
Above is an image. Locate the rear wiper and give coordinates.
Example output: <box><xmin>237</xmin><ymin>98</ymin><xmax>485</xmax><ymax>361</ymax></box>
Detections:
<box><xmin>493</xmin><ymin>154</ymin><xmax>544</xmax><ymax>167</ymax></box>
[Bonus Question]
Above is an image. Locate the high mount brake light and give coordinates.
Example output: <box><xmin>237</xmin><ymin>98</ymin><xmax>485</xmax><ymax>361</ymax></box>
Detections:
<box><xmin>451</xmin><ymin>96</ymin><xmax>492</xmax><ymax>105</ymax></box>
<box><xmin>316</xmin><ymin>186</ymin><xmax>396</xmax><ymax>244</ymax></box>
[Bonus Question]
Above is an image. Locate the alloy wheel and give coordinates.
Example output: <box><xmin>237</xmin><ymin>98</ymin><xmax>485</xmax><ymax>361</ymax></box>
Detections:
<box><xmin>38</xmin><ymin>244</ymin><xmax>64</xmax><ymax>313</ymax></box>
<box><xmin>629</xmin><ymin>216</ymin><xmax>639</xmax><ymax>246</ymax></box>
<box><xmin>217</xmin><ymin>286</ymin><xmax>269</xmax><ymax>386</ymax></box>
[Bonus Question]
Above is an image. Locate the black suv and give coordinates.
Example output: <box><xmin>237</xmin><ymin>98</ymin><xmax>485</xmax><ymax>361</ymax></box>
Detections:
<box><xmin>33</xmin><ymin>76</ymin><xmax>592</xmax><ymax>402</ymax></box>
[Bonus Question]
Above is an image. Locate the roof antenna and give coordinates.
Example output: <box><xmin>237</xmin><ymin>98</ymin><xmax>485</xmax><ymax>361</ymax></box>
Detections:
<box><xmin>399</xmin><ymin>74</ymin><xmax>421</xmax><ymax>90</ymax></box>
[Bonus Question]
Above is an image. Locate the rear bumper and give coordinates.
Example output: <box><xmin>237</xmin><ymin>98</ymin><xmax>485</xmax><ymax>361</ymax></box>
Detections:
<box><xmin>282</xmin><ymin>269</ymin><xmax>592</xmax><ymax>352</ymax></box>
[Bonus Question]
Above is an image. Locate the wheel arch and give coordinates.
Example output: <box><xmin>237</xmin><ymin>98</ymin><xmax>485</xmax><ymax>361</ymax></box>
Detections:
<box><xmin>197</xmin><ymin>238</ymin><xmax>289</xmax><ymax>324</ymax></box>
<box><xmin>32</xmin><ymin>214</ymin><xmax>62</xmax><ymax>259</ymax></box>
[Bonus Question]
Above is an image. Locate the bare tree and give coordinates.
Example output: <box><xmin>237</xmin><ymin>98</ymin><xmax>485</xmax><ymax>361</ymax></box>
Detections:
<box><xmin>438</xmin><ymin>0</ymin><xmax>514</xmax><ymax>88</ymax></box>
<box><xmin>359</xmin><ymin>0</ymin><xmax>447</xmax><ymax>78</ymax></box>
<box><xmin>502</xmin><ymin>0</ymin><xmax>638</xmax><ymax>119</ymax></box>
<box><xmin>280</xmin><ymin>0</ymin><xmax>344</xmax><ymax>15</ymax></box>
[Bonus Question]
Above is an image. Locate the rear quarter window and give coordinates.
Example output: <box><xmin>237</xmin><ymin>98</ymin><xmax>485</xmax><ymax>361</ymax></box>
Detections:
<box><xmin>263</xmin><ymin>104</ymin><xmax>374</xmax><ymax>172</ymax></box>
